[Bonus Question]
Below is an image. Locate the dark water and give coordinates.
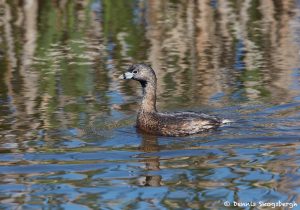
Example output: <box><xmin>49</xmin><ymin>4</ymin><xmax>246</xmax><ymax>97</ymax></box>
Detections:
<box><xmin>1</xmin><ymin>0</ymin><xmax>300</xmax><ymax>209</ymax></box>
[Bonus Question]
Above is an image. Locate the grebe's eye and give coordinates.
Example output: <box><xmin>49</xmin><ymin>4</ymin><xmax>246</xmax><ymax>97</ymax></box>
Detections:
<box><xmin>133</xmin><ymin>70</ymin><xmax>138</xmax><ymax>74</ymax></box>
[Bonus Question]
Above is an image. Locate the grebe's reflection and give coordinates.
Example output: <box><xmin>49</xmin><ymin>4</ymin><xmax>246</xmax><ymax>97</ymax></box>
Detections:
<box><xmin>137</xmin><ymin>133</ymin><xmax>162</xmax><ymax>187</ymax></box>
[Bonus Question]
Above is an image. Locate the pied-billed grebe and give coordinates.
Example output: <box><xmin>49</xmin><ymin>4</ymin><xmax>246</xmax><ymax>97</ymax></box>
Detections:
<box><xmin>119</xmin><ymin>64</ymin><xmax>228</xmax><ymax>136</ymax></box>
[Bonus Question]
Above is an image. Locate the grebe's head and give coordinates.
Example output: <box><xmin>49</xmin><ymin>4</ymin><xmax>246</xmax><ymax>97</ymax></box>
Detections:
<box><xmin>119</xmin><ymin>64</ymin><xmax>156</xmax><ymax>85</ymax></box>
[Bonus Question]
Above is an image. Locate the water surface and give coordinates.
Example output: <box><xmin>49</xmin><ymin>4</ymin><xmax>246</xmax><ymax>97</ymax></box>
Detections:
<box><xmin>0</xmin><ymin>0</ymin><xmax>300</xmax><ymax>209</ymax></box>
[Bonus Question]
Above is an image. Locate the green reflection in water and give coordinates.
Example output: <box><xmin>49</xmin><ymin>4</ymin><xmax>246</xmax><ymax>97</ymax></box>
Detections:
<box><xmin>103</xmin><ymin>0</ymin><xmax>148</xmax><ymax>62</ymax></box>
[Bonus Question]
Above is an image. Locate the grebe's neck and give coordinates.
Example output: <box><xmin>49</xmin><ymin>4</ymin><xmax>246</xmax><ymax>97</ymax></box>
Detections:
<box><xmin>140</xmin><ymin>79</ymin><xmax>157</xmax><ymax>113</ymax></box>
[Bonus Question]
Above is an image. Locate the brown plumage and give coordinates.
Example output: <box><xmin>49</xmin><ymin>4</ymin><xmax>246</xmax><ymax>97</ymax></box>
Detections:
<box><xmin>119</xmin><ymin>64</ymin><xmax>226</xmax><ymax>136</ymax></box>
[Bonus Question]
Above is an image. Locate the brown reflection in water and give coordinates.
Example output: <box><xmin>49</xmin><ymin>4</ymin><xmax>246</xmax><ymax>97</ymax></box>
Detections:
<box><xmin>1</xmin><ymin>0</ymin><xmax>40</xmax><ymax>140</ymax></box>
<box><xmin>263</xmin><ymin>1</ymin><xmax>300</xmax><ymax>102</ymax></box>
<box><xmin>145</xmin><ymin>0</ymin><xmax>205</xmax><ymax>107</ymax></box>
<box><xmin>137</xmin><ymin>133</ymin><xmax>162</xmax><ymax>187</ymax></box>
<box><xmin>141</xmin><ymin>0</ymin><xmax>300</xmax><ymax>107</ymax></box>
